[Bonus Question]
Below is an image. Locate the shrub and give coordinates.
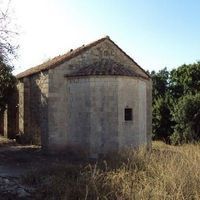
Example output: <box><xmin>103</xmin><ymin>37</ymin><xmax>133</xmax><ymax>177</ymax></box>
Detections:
<box><xmin>171</xmin><ymin>93</ymin><xmax>200</xmax><ymax>144</ymax></box>
<box><xmin>21</xmin><ymin>142</ymin><xmax>200</xmax><ymax>200</ymax></box>
<box><xmin>0</xmin><ymin>58</ymin><xmax>16</xmax><ymax>115</ymax></box>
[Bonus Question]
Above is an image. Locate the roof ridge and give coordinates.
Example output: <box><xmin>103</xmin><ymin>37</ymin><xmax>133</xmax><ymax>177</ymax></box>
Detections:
<box><xmin>16</xmin><ymin>36</ymin><xmax>109</xmax><ymax>79</ymax></box>
<box><xmin>65</xmin><ymin>58</ymin><xmax>148</xmax><ymax>79</ymax></box>
<box><xmin>107</xmin><ymin>39</ymin><xmax>150</xmax><ymax>78</ymax></box>
<box><xmin>16</xmin><ymin>36</ymin><xmax>150</xmax><ymax>79</ymax></box>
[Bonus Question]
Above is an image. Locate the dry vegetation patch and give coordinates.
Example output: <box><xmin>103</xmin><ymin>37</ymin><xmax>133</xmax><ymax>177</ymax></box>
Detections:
<box><xmin>0</xmin><ymin>137</ymin><xmax>16</xmax><ymax>147</ymax></box>
<box><xmin>22</xmin><ymin>142</ymin><xmax>200</xmax><ymax>200</ymax></box>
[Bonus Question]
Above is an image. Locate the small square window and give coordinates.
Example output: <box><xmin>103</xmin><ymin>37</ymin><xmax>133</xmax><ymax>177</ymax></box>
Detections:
<box><xmin>125</xmin><ymin>108</ymin><xmax>132</xmax><ymax>121</ymax></box>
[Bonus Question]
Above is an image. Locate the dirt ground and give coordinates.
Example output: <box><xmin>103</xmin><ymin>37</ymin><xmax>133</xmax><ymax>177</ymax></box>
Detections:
<box><xmin>0</xmin><ymin>136</ymin><xmax>78</xmax><ymax>200</ymax></box>
<box><xmin>0</xmin><ymin>137</ymin><xmax>40</xmax><ymax>199</ymax></box>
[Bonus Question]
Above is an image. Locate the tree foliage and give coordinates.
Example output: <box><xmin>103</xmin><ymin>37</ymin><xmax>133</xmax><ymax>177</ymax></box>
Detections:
<box><xmin>171</xmin><ymin>93</ymin><xmax>200</xmax><ymax>144</ymax></box>
<box><xmin>151</xmin><ymin>62</ymin><xmax>200</xmax><ymax>144</ymax></box>
<box><xmin>151</xmin><ymin>67</ymin><xmax>169</xmax><ymax>98</ymax></box>
<box><xmin>0</xmin><ymin>57</ymin><xmax>16</xmax><ymax>114</ymax></box>
<box><xmin>0</xmin><ymin>0</ymin><xmax>17</xmax><ymax>115</ymax></box>
<box><xmin>170</xmin><ymin>62</ymin><xmax>200</xmax><ymax>99</ymax></box>
<box><xmin>152</xmin><ymin>95</ymin><xmax>174</xmax><ymax>143</ymax></box>
<box><xmin>0</xmin><ymin>0</ymin><xmax>18</xmax><ymax>62</ymax></box>
<box><xmin>151</xmin><ymin>68</ymin><xmax>174</xmax><ymax>143</ymax></box>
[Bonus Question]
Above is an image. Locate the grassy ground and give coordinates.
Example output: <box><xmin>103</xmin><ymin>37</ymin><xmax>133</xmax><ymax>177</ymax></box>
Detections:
<box><xmin>21</xmin><ymin>141</ymin><xmax>200</xmax><ymax>200</ymax></box>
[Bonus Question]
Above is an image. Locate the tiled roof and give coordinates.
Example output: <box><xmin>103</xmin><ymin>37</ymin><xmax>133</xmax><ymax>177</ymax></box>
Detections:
<box><xmin>16</xmin><ymin>37</ymin><xmax>109</xmax><ymax>79</ymax></box>
<box><xmin>65</xmin><ymin>59</ymin><xmax>148</xmax><ymax>79</ymax></box>
<box><xmin>16</xmin><ymin>36</ymin><xmax>150</xmax><ymax>79</ymax></box>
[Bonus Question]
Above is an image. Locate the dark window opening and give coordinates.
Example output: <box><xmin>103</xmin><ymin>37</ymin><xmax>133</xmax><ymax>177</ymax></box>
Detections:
<box><xmin>125</xmin><ymin>108</ymin><xmax>132</xmax><ymax>121</ymax></box>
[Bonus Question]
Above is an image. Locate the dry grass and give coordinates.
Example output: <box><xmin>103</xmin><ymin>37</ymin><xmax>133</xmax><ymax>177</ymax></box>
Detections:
<box><xmin>22</xmin><ymin>141</ymin><xmax>200</xmax><ymax>200</ymax></box>
<box><xmin>0</xmin><ymin>136</ymin><xmax>16</xmax><ymax>147</ymax></box>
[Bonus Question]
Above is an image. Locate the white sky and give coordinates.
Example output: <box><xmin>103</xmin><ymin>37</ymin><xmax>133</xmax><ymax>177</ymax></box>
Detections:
<box><xmin>12</xmin><ymin>0</ymin><xmax>108</xmax><ymax>74</ymax></box>
<box><xmin>2</xmin><ymin>0</ymin><xmax>199</xmax><ymax>74</ymax></box>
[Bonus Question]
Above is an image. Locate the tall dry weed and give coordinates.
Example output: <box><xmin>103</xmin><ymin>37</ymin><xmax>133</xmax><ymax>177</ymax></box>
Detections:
<box><xmin>22</xmin><ymin>142</ymin><xmax>200</xmax><ymax>200</ymax></box>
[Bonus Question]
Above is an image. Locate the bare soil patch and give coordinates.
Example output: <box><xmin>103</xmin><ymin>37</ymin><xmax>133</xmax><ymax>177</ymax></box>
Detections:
<box><xmin>0</xmin><ymin>137</ymin><xmax>81</xmax><ymax>199</ymax></box>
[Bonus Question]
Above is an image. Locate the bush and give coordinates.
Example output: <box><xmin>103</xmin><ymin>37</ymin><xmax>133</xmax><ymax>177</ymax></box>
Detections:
<box><xmin>0</xmin><ymin>58</ymin><xmax>16</xmax><ymax>115</ymax></box>
<box><xmin>171</xmin><ymin>93</ymin><xmax>200</xmax><ymax>144</ymax></box>
<box><xmin>152</xmin><ymin>95</ymin><xmax>174</xmax><ymax>143</ymax></box>
<box><xmin>21</xmin><ymin>143</ymin><xmax>200</xmax><ymax>199</ymax></box>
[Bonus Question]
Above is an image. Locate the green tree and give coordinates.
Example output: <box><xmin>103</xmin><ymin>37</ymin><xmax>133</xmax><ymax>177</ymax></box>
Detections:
<box><xmin>152</xmin><ymin>95</ymin><xmax>174</xmax><ymax>143</ymax></box>
<box><xmin>171</xmin><ymin>93</ymin><xmax>200</xmax><ymax>144</ymax></box>
<box><xmin>0</xmin><ymin>1</ymin><xmax>17</xmax><ymax>115</ymax></box>
<box><xmin>169</xmin><ymin>62</ymin><xmax>200</xmax><ymax>144</ymax></box>
<box><xmin>170</xmin><ymin>62</ymin><xmax>200</xmax><ymax>99</ymax></box>
<box><xmin>152</xmin><ymin>63</ymin><xmax>200</xmax><ymax>144</ymax></box>
<box><xmin>0</xmin><ymin>0</ymin><xmax>18</xmax><ymax>61</ymax></box>
<box><xmin>151</xmin><ymin>68</ymin><xmax>174</xmax><ymax>143</ymax></box>
<box><xmin>0</xmin><ymin>57</ymin><xmax>16</xmax><ymax>115</ymax></box>
<box><xmin>151</xmin><ymin>67</ymin><xmax>169</xmax><ymax>98</ymax></box>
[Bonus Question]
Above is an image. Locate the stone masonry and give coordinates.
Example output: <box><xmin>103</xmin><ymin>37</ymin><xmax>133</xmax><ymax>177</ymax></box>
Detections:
<box><xmin>1</xmin><ymin>36</ymin><xmax>152</xmax><ymax>157</ymax></box>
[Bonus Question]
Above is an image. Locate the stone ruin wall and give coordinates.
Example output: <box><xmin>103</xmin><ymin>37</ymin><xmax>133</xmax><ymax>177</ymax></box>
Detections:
<box><xmin>1</xmin><ymin>38</ymin><xmax>152</xmax><ymax>153</ymax></box>
<box><xmin>47</xmin><ymin>39</ymin><xmax>152</xmax><ymax>153</ymax></box>
<box><xmin>3</xmin><ymin>72</ymin><xmax>49</xmax><ymax>145</ymax></box>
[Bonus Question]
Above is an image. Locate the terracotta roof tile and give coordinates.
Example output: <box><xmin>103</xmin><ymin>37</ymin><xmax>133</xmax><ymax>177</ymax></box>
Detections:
<box><xmin>16</xmin><ymin>36</ymin><xmax>151</xmax><ymax>79</ymax></box>
<box><xmin>16</xmin><ymin>36</ymin><xmax>109</xmax><ymax>79</ymax></box>
<box><xmin>65</xmin><ymin>59</ymin><xmax>148</xmax><ymax>79</ymax></box>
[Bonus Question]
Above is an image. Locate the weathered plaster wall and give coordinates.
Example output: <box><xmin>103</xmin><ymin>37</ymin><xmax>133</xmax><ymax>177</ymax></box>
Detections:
<box><xmin>17</xmin><ymin>81</ymin><xmax>24</xmax><ymax>135</ymax></box>
<box><xmin>0</xmin><ymin>38</ymin><xmax>151</xmax><ymax>154</ymax></box>
<box><xmin>47</xmin><ymin>39</ymin><xmax>152</xmax><ymax>154</ymax></box>
<box><xmin>146</xmin><ymin>79</ymin><xmax>152</xmax><ymax>149</ymax></box>
<box><xmin>3</xmin><ymin>110</ymin><xmax>8</xmax><ymax>137</ymax></box>
<box><xmin>48</xmin><ymin>75</ymin><xmax>150</xmax><ymax>156</ymax></box>
<box><xmin>102</xmin><ymin>40</ymin><xmax>149</xmax><ymax>78</ymax></box>
<box><xmin>7</xmin><ymin>90</ymin><xmax>18</xmax><ymax>139</ymax></box>
<box><xmin>66</xmin><ymin>78</ymin><xmax>91</xmax><ymax>152</ymax></box>
<box><xmin>28</xmin><ymin>72</ymin><xmax>49</xmax><ymax>145</ymax></box>
<box><xmin>1</xmin><ymin>89</ymin><xmax>18</xmax><ymax>139</ymax></box>
<box><xmin>0</xmin><ymin>114</ymin><xmax>4</xmax><ymax>135</ymax></box>
<box><xmin>65</xmin><ymin>77</ymin><xmax>118</xmax><ymax>157</ymax></box>
<box><xmin>89</xmin><ymin>77</ymin><xmax>119</xmax><ymax>156</ymax></box>
<box><xmin>118</xmin><ymin>77</ymin><xmax>152</xmax><ymax>150</ymax></box>
<box><xmin>118</xmin><ymin>78</ymin><xmax>147</xmax><ymax>149</ymax></box>
<box><xmin>17</xmin><ymin>72</ymin><xmax>49</xmax><ymax>145</ymax></box>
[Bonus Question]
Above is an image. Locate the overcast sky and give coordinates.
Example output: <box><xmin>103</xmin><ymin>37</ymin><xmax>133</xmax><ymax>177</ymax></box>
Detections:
<box><xmin>2</xmin><ymin>0</ymin><xmax>200</xmax><ymax>74</ymax></box>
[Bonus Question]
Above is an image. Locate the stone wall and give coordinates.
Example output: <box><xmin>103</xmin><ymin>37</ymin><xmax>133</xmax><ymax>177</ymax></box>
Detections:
<box><xmin>17</xmin><ymin>72</ymin><xmax>49</xmax><ymax>145</ymax></box>
<box><xmin>7</xmin><ymin>89</ymin><xmax>19</xmax><ymax>139</ymax></box>
<box><xmin>66</xmin><ymin>77</ymin><xmax>119</xmax><ymax>157</ymax></box>
<box><xmin>0</xmin><ymin>114</ymin><xmax>4</xmax><ymax>136</ymax></box>
<box><xmin>18</xmin><ymin>81</ymin><xmax>24</xmax><ymax>135</ymax></box>
<box><xmin>48</xmin><ymin>75</ymin><xmax>150</xmax><ymax>156</ymax></box>
<box><xmin>118</xmin><ymin>78</ymin><xmax>147</xmax><ymax>149</ymax></box>
<box><xmin>1</xmin><ymin>71</ymin><xmax>49</xmax><ymax>144</ymax></box>
<box><xmin>89</xmin><ymin>77</ymin><xmax>119</xmax><ymax>156</ymax></box>
<box><xmin>3</xmin><ymin>111</ymin><xmax>7</xmax><ymax>137</ymax></box>
<box><xmin>146</xmin><ymin>79</ymin><xmax>152</xmax><ymax>149</ymax></box>
<box><xmin>1</xmin><ymin>88</ymin><xmax>19</xmax><ymax>139</ymax></box>
<box><xmin>47</xmin><ymin>38</ymin><xmax>152</xmax><ymax>154</ymax></box>
<box><xmin>0</xmin><ymin>38</ymin><xmax>151</xmax><ymax>154</ymax></box>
